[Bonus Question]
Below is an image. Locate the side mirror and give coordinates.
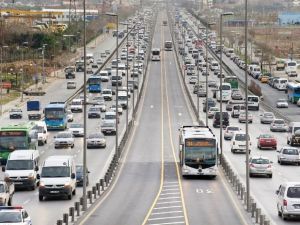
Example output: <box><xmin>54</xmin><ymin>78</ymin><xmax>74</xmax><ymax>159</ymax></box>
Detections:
<box><xmin>276</xmin><ymin>150</ymin><xmax>280</xmax><ymax>153</ymax></box>
<box><xmin>2</xmin><ymin>167</ymin><xmax>5</xmax><ymax>172</ymax></box>
<box><xmin>35</xmin><ymin>166</ymin><xmax>39</xmax><ymax>171</ymax></box>
<box><xmin>87</xmin><ymin>170</ymin><xmax>91</xmax><ymax>173</ymax></box>
<box><xmin>275</xmin><ymin>190</ymin><xmax>279</xmax><ymax>195</ymax></box>
<box><xmin>37</xmin><ymin>174</ymin><xmax>40</xmax><ymax>179</ymax></box>
<box><xmin>71</xmin><ymin>173</ymin><xmax>76</xmax><ymax>179</ymax></box>
<box><xmin>43</xmin><ymin>130</ymin><xmax>46</xmax><ymax>134</ymax></box>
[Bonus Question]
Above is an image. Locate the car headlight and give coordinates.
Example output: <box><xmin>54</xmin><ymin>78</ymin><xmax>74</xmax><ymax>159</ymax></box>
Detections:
<box><xmin>64</xmin><ymin>182</ymin><xmax>71</xmax><ymax>188</ymax></box>
<box><xmin>39</xmin><ymin>181</ymin><xmax>45</xmax><ymax>188</ymax></box>
<box><xmin>28</xmin><ymin>173</ymin><xmax>34</xmax><ymax>179</ymax></box>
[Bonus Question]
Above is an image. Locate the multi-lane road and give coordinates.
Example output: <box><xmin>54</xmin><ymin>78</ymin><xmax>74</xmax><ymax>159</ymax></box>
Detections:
<box><xmin>76</xmin><ymin>10</ymin><xmax>252</xmax><ymax>225</ymax></box>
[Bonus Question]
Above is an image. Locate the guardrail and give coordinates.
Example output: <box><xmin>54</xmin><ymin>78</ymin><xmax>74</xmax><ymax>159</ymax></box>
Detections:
<box><xmin>55</xmin><ymin>11</ymin><xmax>158</xmax><ymax>225</ymax></box>
<box><xmin>173</xmin><ymin>10</ymin><xmax>274</xmax><ymax>225</ymax></box>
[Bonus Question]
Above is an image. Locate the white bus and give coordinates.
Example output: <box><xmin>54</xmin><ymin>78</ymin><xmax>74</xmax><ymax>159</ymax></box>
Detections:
<box><xmin>151</xmin><ymin>48</ymin><xmax>161</xmax><ymax>61</ymax></box>
<box><xmin>164</xmin><ymin>41</ymin><xmax>172</xmax><ymax>51</ymax></box>
<box><xmin>216</xmin><ymin>83</ymin><xmax>232</xmax><ymax>102</ymax></box>
<box><xmin>179</xmin><ymin>126</ymin><xmax>218</xmax><ymax>177</ymax></box>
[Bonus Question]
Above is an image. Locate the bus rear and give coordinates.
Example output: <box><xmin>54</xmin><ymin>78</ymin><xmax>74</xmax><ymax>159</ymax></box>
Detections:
<box><xmin>151</xmin><ymin>48</ymin><xmax>161</xmax><ymax>61</ymax></box>
<box><xmin>44</xmin><ymin>103</ymin><xmax>67</xmax><ymax>130</ymax></box>
<box><xmin>164</xmin><ymin>41</ymin><xmax>172</xmax><ymax>51</ymax></box>
<box><xmin>88</xmin><ymin>76</ymin><xmax>102</xmax><ymax>93</ymax></box>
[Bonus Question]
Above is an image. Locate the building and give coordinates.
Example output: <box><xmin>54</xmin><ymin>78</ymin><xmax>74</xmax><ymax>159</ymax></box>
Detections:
<box><xmin>278</xmin><ymin>12</ymin><xmax>300</xmax><ymax>25</ymax></box>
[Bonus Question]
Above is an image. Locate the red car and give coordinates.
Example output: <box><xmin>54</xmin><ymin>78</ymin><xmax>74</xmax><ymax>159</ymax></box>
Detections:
<box><xmin>257</xmin><ymin>134</ymin><xmax>277</xmax><ymax>150</ymax></box>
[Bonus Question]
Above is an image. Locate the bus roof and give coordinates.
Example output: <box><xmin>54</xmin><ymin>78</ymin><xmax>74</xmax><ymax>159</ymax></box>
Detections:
<box><xmin>0</xmin><ymin>122</ymin><xmax>36</xmax><ymax>131</ymax></box>
<box><xmin>287</xmin><ymin>82</ymin><xmax>300</xmax><ymax>88</ymax></box>
<box><xmin>45</xmin><ymin>103</ymin><xmax>66</xmax><ymax>108</ymax></box>
<box><xmin>180</xmin><ymin>126</ymin><xmax>215</xmax><ymax>139</ymax></box>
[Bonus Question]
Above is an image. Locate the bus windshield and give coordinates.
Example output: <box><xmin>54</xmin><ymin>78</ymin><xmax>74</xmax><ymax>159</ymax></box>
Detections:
<box><xmin>0</xmin><ymin>131</ymin><xmax>27</xmax><ymax>151</ymax></box>
<box><xmin>221</xmin><ymin>85</ymin><xmax>231</xmax><ymax>90</ymax></box>
<box><xmin>184</xmin><ymin>139</ymin><xmax>216</xmax><ymax>162</ymax></box>
<box><xmin>88</xmin><ymin>78</ymin><xmax>101</xmax><ymax>84</ymax></box>
<box><xmin>152</xmin><ymin>50</ymin><xmax>160</xmax><ymax>55</ymax></box>
<box><xmin>45</xmin><ymin>108</ymin><xmax>65</xmax><ymax>119</ymax></box>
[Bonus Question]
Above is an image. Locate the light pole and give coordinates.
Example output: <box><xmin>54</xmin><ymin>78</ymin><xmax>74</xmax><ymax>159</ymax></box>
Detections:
<box><xmin>82</xmin><ymin>0</ymin><xmax>87</xmax><ymax>211</ymax></box>
<box><xmin>244</xmin><ymin>0</ymin><xmax>250</xmax><ymax>212</ymax></box>
<box><xmin>219</xmin><ymin>12</ymin><xmax>233</xmax><ymax>159</ymax></box>
<box><xmin>0</xmin><ymin>45</ymin><xmax>8</xmax><ymax>116</ymax></box>
<box><xmin>42</xmin><ymin>44</ymin><xmax>47</xmax><ymax>84</ymax></box>
<box><xmin>132</xmin><ymin>29</ymin><xmax>136</xmax><ymax>120</ymax></box>
<box><xmin>197</xmin><ymin>24</ymin><xmax>200</xmax><ymax>123</ymax></box>
<box><xmin>106</xmin><ymin>12</ymin><xmax>119</xmax><ymax>159</ymax></box>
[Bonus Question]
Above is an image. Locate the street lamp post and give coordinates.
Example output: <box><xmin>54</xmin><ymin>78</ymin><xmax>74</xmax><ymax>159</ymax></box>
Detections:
<box><xmin>106</xmin><ymin>12</ymin><xmax>119</xmax><ymax>159</ymax></box>
<box><xmin>197</xmin><ymin>24</ymin><xmax>200</xmax><ymax>123</ymax></box>
<box><xmin>0</xmin><ymin>46</ymin><xmax>8</xmax><ymax>116</ymax></box>
<box><xmin>244</xmin><ymin>0</ymin><xmax>250</xmax><ymax>212</ymax></box>
<box><xmin>219</xmin><ymin>12</ymin><xmax>233</xmax><ymax>159</ymax></box>
<box><xmin>42</xmin><ymin>44</ymin><xmax>47</xmax><ymax>84</ymax></box>
<box><xmin>132</xmin><ymin>29</ymin><xmax>136</xmax><ymax>119</ymax></box>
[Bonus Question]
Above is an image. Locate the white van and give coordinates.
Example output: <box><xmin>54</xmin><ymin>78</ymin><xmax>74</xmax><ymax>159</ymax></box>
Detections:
<box><xmin>247</xmin><ymin>95</ymin><xmax>260</xmax><ymax>110</ymax></box>
<box><xmin>285</xmin><ymin>60</ymin><xmax>298</xmax><ymax>77</ymax></box>
<box><xmin>33</xmin><ymin>121</ymin><xmax>48</xmax><ymax>146</ymax></box>
<box><xmin>38</xmin><ymin>155</ymin><xmax>76</xmax><ymax>201</ymax></box>
<box><xmin>274</xmin><ymin>78</ymin><xmax>288</xmax><ymax>90</ymax></box>
<box><xmin>3</xmin><ymin>150</ymin><xmax>40</xmax><ymax>190</ymax></box>
<box><xmin>276</xmin><ymin>182</ymin><xmax>300</xmax><ymax>220</ymax></box>
<box><xmin>216</xmin><ymin>83</ymin><xmax>232</xmax><ymax>102</ymax></box>
<box><xmin>210</xmin><ymin>61</ymin><xmax>219</xmax><ymax>71</ymax></box>
<box><xmin>117</xmin><ymin>91</ymin><xmax>128</xmax><ymax>109</ymax></box>
<box><xmin>70</xmin><ymin>99</ymin><xmax>83</xmax><ymax>112</ymax></box>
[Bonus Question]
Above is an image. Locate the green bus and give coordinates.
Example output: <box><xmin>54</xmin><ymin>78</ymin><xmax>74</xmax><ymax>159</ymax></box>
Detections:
<box><xmin>0</xmin><ymin>122</ymin><xmax>38</xmax><ymax>164</ymax></box>
<box><xmin>224</xmin><ymin>76</ymin><xmax>239</xmax><ymax>89</ymax></box>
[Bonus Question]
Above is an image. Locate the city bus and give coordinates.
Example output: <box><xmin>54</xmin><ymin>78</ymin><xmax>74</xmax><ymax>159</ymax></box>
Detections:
<box><xmin>216</xmin><ymin>83</ymin><xmax>232</xmax><ymax>102</ymax></box>
<box><xmin>151</xmin><ymin>48</ymin><xmax>161</xmax><ymax>61</ymax></box>
<box><xmin>44</xmin><ymin>102</ymin><xmax>67</xmax><ymax>130</ymax></box>
<box><xmin>0</xmin><ymin>122</ymin><xmax>37</xmax><ymax>164</ymax></box>
<box><xmin>88</xmin><ymin>75</ymin><xmax>102</xmax><ymax>93</ymax></box>
<box><xmin>164</xmin><ymin>41</ymin><xmax>173</xmax><ymax>51</ymax></box>
<box><xmin>287</xmin><ymin>82</ymin><xmax>300</xmax><ymax>104</ymax></box>
<box><xmin>179</xmin><ymin>126</ymin><xmax>218</xmax><ymax>177</ymax></box>
<box><xmin>224</xmin><ymin>76</ymin><xmax>239</xmax><ymax>89</ymax></box>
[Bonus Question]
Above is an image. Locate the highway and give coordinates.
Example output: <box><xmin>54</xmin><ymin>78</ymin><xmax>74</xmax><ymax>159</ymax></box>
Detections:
<box><xmin>76</xmin><ymin>10</ymin><xmax>252</xmax><ymax>225</ymax></box>
<box><xmin>0</xmin><ymin>21</ymin><xmax>140</xmax><ymax>224</ymax></box>
<box><xmin>175</xmin><ymin>9</ymin><xmax>300</xmax><ymax>225</ymax></box>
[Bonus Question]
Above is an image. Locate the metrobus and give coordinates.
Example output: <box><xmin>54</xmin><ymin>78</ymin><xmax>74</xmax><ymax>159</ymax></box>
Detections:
<box><xmin>216</xmin><ymin>83</ymin><xmax>232</xmax><ymax>102</ymax></box>
<box><xmin>179</xmin><ymin>126</ymin><xmax>218</xmax><ymax>177</ymax></box>
<box><xmin>287</xmin><ymin>82</ymin><xmax>300</xmax><ymax>104</ymax></box>
<box><xmin>44</xmin><ymin>102</ymin><xmax>67</xmax><ymax>130</ymax></box>
<box><xmin>224</xmin><ymin>76</ymin><xmax>239</xmax><ymax>89</ymax></box>
<box><xmin>164</xmin><ymin>41</ymin><xmax>172</xmax><ymax>51</ymax></box>
<box><xmin>151</xmin><ymin>48</ymin><xmax>161</xmax><ymax>61</ymax></box>
<box><xmin>88</xmin><ymin>75</ymin><xmax>102</xmax><ymax>93</ymax></box>
<box><xmin>0</xmin><ymin>122</ymin><xmax>37</xmax><ymax>164</ymax></box>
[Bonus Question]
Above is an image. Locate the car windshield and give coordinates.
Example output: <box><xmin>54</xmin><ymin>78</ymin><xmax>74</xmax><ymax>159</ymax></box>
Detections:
<box><xmin>260</xmin><ymin>134</ymin><xmax>273</xmax><ymax>139</ymax></box>
<box><xmin>89</xmin><ymin>108</ymin><xmax>100</xmax><ymax>112</ymax></box>
<box><xmin>105</xmin><ymin>114</ymin><xmax>115</xmax><ymax>119</ymax></box>
<box><xmin>228</xmin><ymin>127</ymin><xmax>239</xmax><ymax>131</ymax></box>
<box><xmin>57</xmin><ymin>133</ymin><xmax>72</xmax><ymax>138</ymax></box>
<box><xmin>274</xmin><ymin>120</ymin><xmax>284</xmax><ymax>124</ymax></box>
<box><xmin>70</xmin><ymin>124</ymin><xmax>83</xmax><ymax>128</ymax></box>
<box><xmin>248</xmin><ymin>97</ymin><xmax>258</xmax><ymax>102</ymax></box>
<box><xmin>103</xmin><ymin>91</ymin><xmax>111</xmax><ymax>94</ymax></box>
<box><xmin>283</xmin><ymin>148</ymin><xmax>299</xmax><ymax>155</ymax></box>
<box><xmin>235</xmin><ymin>134</ymin><xmax>247</xmax><ymax>141</ymax></box>
<box><xmin>41</xmin><ymin>166</ymin><xmax>70</xmax><ymax>177</ymax></box>
<box><xmin>251</xmin><ymin>158</ymin><xmax>269</xmax><ymax>164</ymax></box>
<box><xmin>88</xmin><ymin>133</ymin><xmax>103</xmax><ymax>139</ymax></box>
<box><xmin>6</xmin><ymin>160</ymin><xmax>34</xmax><ymax>170</ymax></box>
<box><xmin>0</xmin><ymin>211</ymin><xmax>22</xmax><ymax>222</ymax></box>
<box><xmin>287</xmin><ymin>187</ymin><xmax>300</xmax><ymax>198</ymax></box>
<box><xmin>264</xmin><ymin>113</ymin><xmax>274</xmax><ymax>117</ymax></box>
<box><xmin>278</xmin><ymin>99</ymin><xmax>286</xmax><ymax>103</ymax></box>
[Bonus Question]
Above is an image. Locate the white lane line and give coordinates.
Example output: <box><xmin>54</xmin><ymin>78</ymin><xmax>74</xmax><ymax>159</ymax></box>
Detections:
<box><xmin>158</xmin><ymin>196</ymin><xmax>181</xmax><ymax>200</ymax></box>
<box><xmin>151</xmin><ymin>211</ymin><xmax>183</xmax><ymax>215</ymax></box>
<box><xmin>164</xmin><ymin>181</ymin><xmax>178</xmax><ymax>184</ymax></box>
<box><xmin>150</xmin><ymin>105</ymin><xmax>154</xmax><ymax>108</ymax></box>
<box><xmin>162</xmin><ymin>188</ymin><xmax>179</xmax><ymax>192</ymax></box>
<box><xmin>160</xmin><ymin>192</ymin><xmax>180</xmax><ymax>196</ymax></box>
<box><xmin>148</xmin><ymin>216</ymin><xmax>184</xmax><ymax>221</ymax></box>
<box><xmin>148</xmin><ymin>222</ymin><xmax>185</xmax><ymax>225</ymax></box>
<box><xmin>154</xmin><ymin>206</ymin><xmax>182</xmax><ymax>210</ymax></box>
<box><xmin>156</xmin><ymin>201</ymin><xmax>182</xmax><ymax>205</ymax></box>
<box><xmin>162</xmin><ymin>185</ymin><xmax>179</xmax><ymax>188</ymax></box>
<box><xmin>23</xmin><ymin>199</ymin><xmax>31</xmax><ymax>205</ymax></box>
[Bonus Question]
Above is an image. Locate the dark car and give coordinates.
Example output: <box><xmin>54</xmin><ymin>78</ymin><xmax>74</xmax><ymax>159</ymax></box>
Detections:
<box><xmin>76</xmin><ymin>165</ymin><xmax>90</xmax><ymax>187</ymax></box>
<box><xmin>213</xmin><ymin>111</ymin><xmax>230</xmax><ymax>128</ymax></box>
<box><xmin>203</xmin><ymin>98</ymin><xmax>216</xmax><ymax>112</ymax></box>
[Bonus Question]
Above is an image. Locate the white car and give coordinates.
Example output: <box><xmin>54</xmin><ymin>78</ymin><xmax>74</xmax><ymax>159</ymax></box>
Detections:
<box><xmin>102</xmin><ymin>89</ymin><xmax>113</xmax><ymax>101</ymax></box>
<box><xmin>224</xmin><ymin>126</ymin><xmax>240</xmax><ymax>140</ymax></box>
<box><xmin>270</xmin><ymin>119</ymin><xmax>288</xmax><ymax>132</ymax></box>
<box><xmin>231</xmin><ymin>132</ymin><xmax>251</xmax><ymax>153</ymax></box>
<box><xmin>276</xmin><ymin>99</ymin><xmax>288</xmax><ymax>108</ymax></box>
<box><xmin>68</xmin><ymin>123</ymin><xmax>84</xmax><ymax>137</ymax></box>
<box><xmin>189</xmin><ymin>76</ymin><xmax>198</xmax><ymax>84</ymax></box>
<box><xmin>70</xmin><ymin>99</ymin><xmax>83</xmax><ymax>112</ymax></box>
<box><xmin>99</xmin><ymin>71</ymin><xmax>109</xmax><ymax>82</ymax></box>
<box><xmin>207</xmin><ymin>107</ymin><xmax>219</xmax><ymax>119</ymax></box>
<box><xmin>96</xmin><ymin>59</ymin><xmax>103</xmax><ymax>65</ymax></box>
<box><xmin>238</xmin><ymin>111</ymin><xmax>253</xmax><ymax>123</ymax></box>
<box><xmin>249</xmin><ymin>156</ymin><xmax>273</xmax><ymax>178</ymax></box>
<box><xmin>67</xmin><ymin>109</ymin><xmax>74</xmax><ymax>122</ymax></box>
<box><xmin>54</xmin><ymin>131</ymin><xmax>75</xmax><ymax>148</ymax></box>
<box><xmin>111</xmin><ymin>104</ymin><xmax>123</xmax><ymax>115</ymax></box>
<box><xmin>87</xmin><ymin>132</ymin><xmax>106</xmax><ymax>148</ymax></box>
<box><xmin>277</xmin><ymin>147</ymin><xmax>300</xmax><ymax>165</ymax></box>
<box><xmin>0</xmin><ymin>206</ymin><xmax>32</xmax><ymax>224</ymax></box>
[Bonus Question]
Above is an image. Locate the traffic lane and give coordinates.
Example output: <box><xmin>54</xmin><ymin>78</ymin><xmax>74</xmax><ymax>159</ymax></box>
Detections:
<box><xmin>167</xmin><ymin>26</ymin><xmax>253</xmax><ymax>225</ymax></box>
<box><xmin>78</xmin><ymin>15</ymin><xmax>163</xmax><ymax>225</ymax></box>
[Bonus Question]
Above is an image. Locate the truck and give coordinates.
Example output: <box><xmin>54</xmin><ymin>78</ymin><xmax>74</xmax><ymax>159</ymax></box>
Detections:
<box><xmin>23</xmin><ymin>87</ymin><xmax>46</xmax><ymax>96</ymax></box>
<box><xmin>0</xmin><ymin>181</ymin><xmax>15</xmax><ymax>206</ymax></box>
<box><xmin>64</xmin><ymin>66</ymin><xmax>76</xmax><ymax>79</ymax></box>
<box><xmin>27</xmin><ymin>100</ymin><xmax>42</xmax><ymax>120</ymax></box>
<box><xmin>75</xmin><ymin>60</ymin><xmax>84</xmax><ymax>72</ymax></box>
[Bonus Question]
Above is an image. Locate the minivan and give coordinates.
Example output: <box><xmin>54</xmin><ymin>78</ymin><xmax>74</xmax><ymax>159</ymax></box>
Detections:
<box><xmin>213</xmin><ymin>111</ymin><xmax>229</xmax><ymax>128</ymax></box>
<box><xmin>33</xmin><ymin>121</ymin><xmax>48</xmax><ymax>146</ymax></box>
<box><xmin>38</xmin><ymin>155</ymin><xmax>76</xmax><ymax>201</ymax></box>
<box><xmin>276</xmin><ymin>182</ymin><xmax>300</xmax><ymax>220</ymax></box>
<box><xmin>287</xmin><ymin>122</ymin><xmax>300</xmax><ymax>146</ymax></box>
<box><xmin>3</xmin><ymin>150</ymin><xmax>40</xmax><ymax>190</ymax></box>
